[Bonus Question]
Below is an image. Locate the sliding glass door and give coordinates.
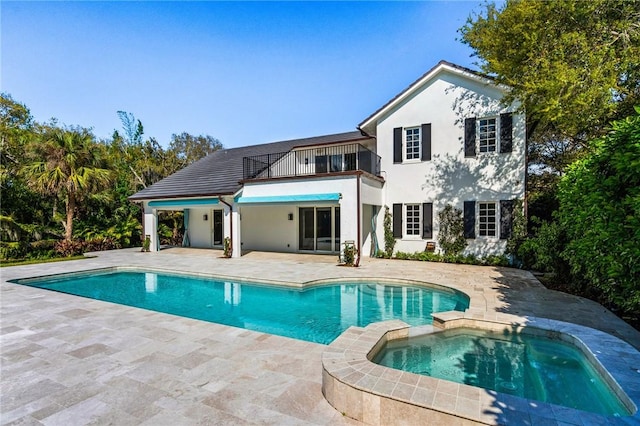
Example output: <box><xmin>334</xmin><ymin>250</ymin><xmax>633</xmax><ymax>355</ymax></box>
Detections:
<box><xmin>299</xmin><ymin>208</ymin><xmax>315</xmax><ymax>251</ymax></box>
<box><xmin>298</xmin><ymin>206</ymin><xmax>340</xmax><ymax>252</ymax></box>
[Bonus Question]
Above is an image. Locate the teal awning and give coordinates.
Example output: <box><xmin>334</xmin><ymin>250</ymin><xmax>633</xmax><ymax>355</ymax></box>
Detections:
<box><xmin>235</xmin><ymin>193</ymin><xmax>341</xmax><ymax>204</ymax></box>
<box><xmin>148</xmin><ymin>198</ymin><xmax>220</xmax><ymax>208</ymax></box>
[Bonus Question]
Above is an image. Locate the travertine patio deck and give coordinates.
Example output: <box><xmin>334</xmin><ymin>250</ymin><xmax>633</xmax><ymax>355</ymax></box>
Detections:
<box><xmin>2</xmin><ymin>247</ymin><xmax>639</xmax><ymax>425</ymax></box>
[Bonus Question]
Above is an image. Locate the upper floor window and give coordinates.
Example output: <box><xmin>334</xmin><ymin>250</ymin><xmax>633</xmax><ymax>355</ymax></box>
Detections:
<box><xmin>394</xmin><ymin>124</ymin><xmax>431</xmax><ymax>163</ymax></box>
<box><xmin>464</xmin><ymin>113</ymin><xmax>512</xmax><ymax>157</ymax></box>
<box><xmin>406</xmin><ymin>204</ymin><xmax>421</xmax><ymax>236</ymax></box>
<box><xmin>405</xmin><ymin>127</ymin><xmax>421</xmax><ymax>160</ymax></box>
<box><xmin>478</xmin><ymin>118</ymin><xmax>497</xmax><ymax>153</ymax></box>
<box><xmin>478</xmin><ymin>202</ymin><xmax>497</xmax><ymax>237</ymax></box>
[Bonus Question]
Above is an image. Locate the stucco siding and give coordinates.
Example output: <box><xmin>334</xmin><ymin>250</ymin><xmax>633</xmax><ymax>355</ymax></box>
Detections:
<box><xmin>375</xmin><ymin>68</ymin><xmax>525</xmax><ymax>256</ymax></box>
<box><xmin>238</xmin><ymin>177</ymin><xmax>364</xmax><ymax>253</ymax></box>
<box><xmin>240</xmin><ymin>205</ymin><xmax>298</xmax><ymax>252</ymax></box>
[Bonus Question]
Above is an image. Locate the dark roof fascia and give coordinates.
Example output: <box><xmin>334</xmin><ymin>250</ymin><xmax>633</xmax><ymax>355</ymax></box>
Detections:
<box><xmin>358</xmin><ymin>60</ymin><xmax>496</xmax><ymax>130</ymax></box>
<box><xmin>128</xmin><ymin>192</ymin><xmax>235</xmax><ymax>202</ymax></box>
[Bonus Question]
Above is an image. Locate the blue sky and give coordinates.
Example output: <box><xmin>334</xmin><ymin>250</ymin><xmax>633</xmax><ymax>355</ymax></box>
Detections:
<box><xmin>2</xmin><ymin>1</ymin><xmax>481</xmax><ymax>148</ymax></box>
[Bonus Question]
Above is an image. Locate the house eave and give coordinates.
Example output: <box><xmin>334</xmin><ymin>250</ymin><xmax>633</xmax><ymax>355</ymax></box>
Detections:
<box><xmin>358</xmin><ymin>60</ymin><xmax>508</xmax><ymax>134</ymax></box>
<box><xmin>128</xmin><ymin>192</ymin><xmax>236</xmax><ymax>203</ymax></box>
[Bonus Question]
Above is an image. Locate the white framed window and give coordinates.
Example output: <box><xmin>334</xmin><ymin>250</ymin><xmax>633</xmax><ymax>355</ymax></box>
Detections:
<box><xmin>478</xmin><ymin>202</ymin><xmax>497</xmax><ymax>237</ymax></box>
<box><xmin>478</xmin><ymin>118</ymin><xmax>497</xmax><ymax>153</ymax></box>
<box><xmin>406</xmin><ymin>204</ymin><xmax>421</xmax><ymax>236</ymax></box>
<box><xmin>405</xmin><ymin>127</ymin><xmax>421</xmax><ymax>160</ymax></box>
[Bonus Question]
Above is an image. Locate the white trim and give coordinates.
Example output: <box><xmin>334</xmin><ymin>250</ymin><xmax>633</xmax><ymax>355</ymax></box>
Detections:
<box><xmin>478</xmin><ymin>201</ymin><xmax>498</xmax><ymax>238</ymax></box>
<box><xmin>359</xmin><ymin>62</ymin><xmax>508</xmax><ymax>131</ymax></box>
<box><xmin>404</xmin><ymin>127</ymin><xmax>421</xmax><ymax>162</ymax></box>
<box><xmin>404</xmin><ymin>203</ymin><xmax>421</xmax><ymax>238</ymax></box>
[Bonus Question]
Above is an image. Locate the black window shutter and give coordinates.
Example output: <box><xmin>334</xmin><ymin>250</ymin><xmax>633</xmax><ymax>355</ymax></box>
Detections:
<box><xmin>422</xmin><ymin>203</ymin><xmax>433</xmax><ymax>239</ymax></box>
<box><xmin>392</xmin><ymin>203</ymin><xmax>402</xmax><ymax>238</ymax></box>
<box><xmin>464</xmin><ymin>118</ymin><xmax>476</xmax><ymax>157</ymax></box>
<box><xmin>500</xmin><ymin>113</ymin><xmax>513</xmax><ymax>153</ymax></box>
<box><xmin>421</xmin><ymin>123</ymin><xmax>431</xmax><ymax>161</ymax></box>
<box><xmin>393</xmin><ymin>127</ymin><xmax>402</xmax><ymax>163</ymax></box>
<box><xmin>500</xmin><ymin>200</ymin><xmax>515</xmax><ymax>240</ymax></box>
<box><xmin>463</xmin><ymin>201</ymin><xmax>476</xmax><ymax>239</ymax></box>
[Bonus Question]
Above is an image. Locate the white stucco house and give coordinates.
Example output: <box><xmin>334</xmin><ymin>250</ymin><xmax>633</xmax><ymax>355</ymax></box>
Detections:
<box><xmin>129</xmin><ymin>61</ymin><xmax>526</xmax><ymax>259</ymax></box>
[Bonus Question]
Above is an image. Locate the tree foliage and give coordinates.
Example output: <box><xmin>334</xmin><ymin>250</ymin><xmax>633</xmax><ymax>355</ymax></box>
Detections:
<box><xmin>169</xmin><ymin>132</ymin><xmax>223</xmax><ymax>167</ymax></box>
<box><xmin>22</xmin><ymin>128</ymin><xmax>113</xmax><ymax>240</ymax></box>
<box><xmin>116</xmin><ymin>110</ymin><xmax>144</xmax><ymax>145</ymax></box>
<box><xmin>557</xmin><ymin>108</ymin><xmax>640</xmax><ymax>314</ymax></box>
<box><xmin>0</xmin><ymin>94</ymin><xmax>223</xmax><ymax>258</ymax></box>
<box><xmin>460</xmin><ymin>0</ymin><xmax>640</xmax><ymax>170</ymax></box>
<box><xmin>461</xmin><ymin>1</ymin><xmax>640</xmax><ymax>322</ymax></box>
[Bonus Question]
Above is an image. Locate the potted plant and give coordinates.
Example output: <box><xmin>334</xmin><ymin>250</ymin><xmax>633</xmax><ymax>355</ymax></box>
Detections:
<box><xmin>141</xmin><ymin>235</ymin><xmax>151</xmax><ymax>252</ymax></box>
<box><xmin>223</xmin><ymin>237</ymin><xmax>232</xmax><ymax>258</ymax></box>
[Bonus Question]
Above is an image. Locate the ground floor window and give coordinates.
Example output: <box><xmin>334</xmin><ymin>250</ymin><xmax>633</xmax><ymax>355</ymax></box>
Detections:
<box><xmin>405</xmin><ymin>204</ymin><xmax>421</xmax><ymax>236</ymax></box>
<box><xmin>479</xmin><ymin>202</ymin><xmax>496</xmax><ymax>237</ymax></box>
<box><xmin>298</xmin><ymin>206</ymin><xmax>340</xmax><ymax>252</ymax></box>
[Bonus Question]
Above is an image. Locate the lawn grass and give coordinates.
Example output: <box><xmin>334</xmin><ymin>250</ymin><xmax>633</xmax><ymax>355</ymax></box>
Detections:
<box><xmin>0</xmin><ymin>255</ymin><xmax>90</xmax><ymax>267</ymax></box>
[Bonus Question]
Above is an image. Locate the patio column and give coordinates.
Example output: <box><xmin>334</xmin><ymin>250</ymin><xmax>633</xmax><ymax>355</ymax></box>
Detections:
<box><xmin>143</xmin><ymin>203</ymin><xmax>159</xmax><ymax>252</ymax></box>
<box><xmin>339</xmin><ymin>180</ymin><xmax>359</xmax><ymax>258</ymax></box>
<box><xmin>231</xmin><ymin>207</ymin><xmax>241</xmax><ymax>258</ymax></box>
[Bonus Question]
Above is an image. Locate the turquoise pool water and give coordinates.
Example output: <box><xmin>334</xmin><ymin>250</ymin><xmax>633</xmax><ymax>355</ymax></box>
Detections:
<box><xmin>373</xmin><ymin>327</ymin><xmax>631</xmax><ymax>417</ymax></box>
<box><xmin>15</xmin><ymin>270</ymin><xmax>469</xmax><ymax>344</ymax></box>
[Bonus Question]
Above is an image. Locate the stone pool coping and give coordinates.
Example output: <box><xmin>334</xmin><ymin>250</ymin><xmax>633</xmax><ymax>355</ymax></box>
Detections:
<box><xmin>322</xmin><ymin>312</ymin><xmax>640</xmax><ymax>425</ymax></box>
<box><xmin>4</xmin><ymin>248</ymin><xmax>640</xmax><ymax>424</ymax></box>
<box><xmin>12</xmin><ymin>265</ymin><xmax>473</xmax><ymax>304</ymax></box>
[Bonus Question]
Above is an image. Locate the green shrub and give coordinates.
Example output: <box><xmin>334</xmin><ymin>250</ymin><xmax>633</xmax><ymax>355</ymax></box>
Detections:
<box><xmin>556</xmin><ymin>108</ymin><xmax>640</xmax><ymax>314</ymax></box>
<box><xmin>393</xmin><ymin>250</ymin><xmax>508</xmax><ymax>267</ymax></box>
<box><xmin>54</xmin><ymin>240</ymin><xmax>85</xmax><ymax>257</ymax></box>
<box><xmin>518</xmin><ymin>219</ymin><xmax>571</xmax><ymax>275</ymax></box>
<box><xmin>84</xmin><ymin>238</ymin><xmax>121</xmax><ymax>252</ymax></box>
<box><xmin>0</xmin><ymin>241</ymin><xmax>29</xmax><ymax>260</ymax></box>
<box><xmin>27</xmin><ymin>239</ymin><xmax>57</xmax><ymax>259</ymax></box>
<box><xmin>437</xmin><ymin>204</ymin><xmax>466</xmax><ymax>255</ymax></box>
<box><xmin>382</xmin><ymin>206</ymin><xmax>395</xmax><ymax>258</ymax></box>
<box><xmin>506</xmin><ymin>199</ymin><xmax>527</xmax><ymax>259</ymax></box>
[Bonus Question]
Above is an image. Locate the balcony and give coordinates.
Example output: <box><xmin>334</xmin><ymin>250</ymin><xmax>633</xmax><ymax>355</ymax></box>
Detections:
<box><xmin>243</xmin><ymin>143</ymin><xmax>381</xmax><ymax>181</ymax></box>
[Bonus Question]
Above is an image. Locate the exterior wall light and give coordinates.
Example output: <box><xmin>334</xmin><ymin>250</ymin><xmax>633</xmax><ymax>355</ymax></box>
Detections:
<box><xmin>203</xmin><ymin>214</ymin><xmax>208</xmax><ymax>221</ymax></box>
<box><xmin>288</xmin><ymin>213</ymin><xmax>294</xmax><ymax>221</ymax></box>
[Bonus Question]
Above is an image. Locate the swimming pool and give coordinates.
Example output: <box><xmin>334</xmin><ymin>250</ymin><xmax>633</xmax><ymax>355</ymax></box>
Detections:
<box><xmin>14</xmin><ymin>269</ymin><xmax>469</xmax><ymax>344</ymax></box>
<box><xmin>372</xmin><ymin>327</ymin><xmax>631</xmax><ymax>416</ymax></box>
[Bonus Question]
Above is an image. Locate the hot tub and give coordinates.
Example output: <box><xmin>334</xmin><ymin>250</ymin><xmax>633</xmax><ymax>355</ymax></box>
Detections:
<box><xmin>321</xmin><ymin>314</ymin><xmax>640</xmax><ymax>425</ymax></box>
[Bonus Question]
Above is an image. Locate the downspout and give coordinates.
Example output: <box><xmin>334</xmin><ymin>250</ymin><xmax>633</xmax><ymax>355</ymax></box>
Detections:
<box><xmin>355</xmin><ymin>173</ymin><xmax>362</xmax><ymax>267</ymax></box>
<box><xmin>218</xmin><ymin>197</ymin><xmax>233</xmax><ymax>257</ymax></box>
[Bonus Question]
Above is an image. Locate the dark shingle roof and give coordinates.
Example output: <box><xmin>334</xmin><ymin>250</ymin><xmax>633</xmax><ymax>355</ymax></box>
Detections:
<box><xmin>129</xmin><ymin>130</ymin><xmax>369</xmax><ymax>201</ymax></box>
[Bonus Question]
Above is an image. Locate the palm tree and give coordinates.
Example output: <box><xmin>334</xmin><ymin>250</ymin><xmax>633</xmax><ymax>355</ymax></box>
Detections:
<box><xmin>22</xmin><ymin>128</ymin><xmax>112</xmax><ymax>241</ymax></box>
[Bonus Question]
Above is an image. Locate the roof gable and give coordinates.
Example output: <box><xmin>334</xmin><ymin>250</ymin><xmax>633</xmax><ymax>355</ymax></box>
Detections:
<box><xmin>358</xmin><ymin>60</ymin><xmax>502</xmax><ymax>135</ymax></box>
